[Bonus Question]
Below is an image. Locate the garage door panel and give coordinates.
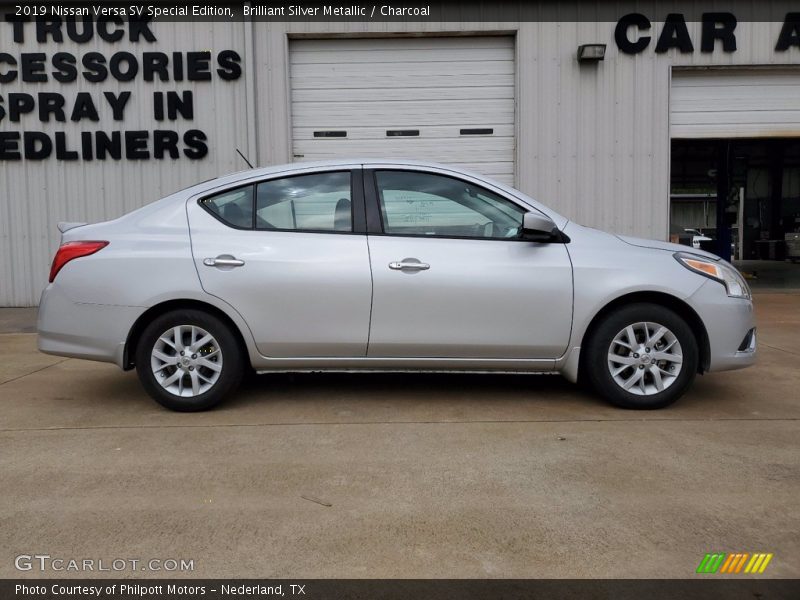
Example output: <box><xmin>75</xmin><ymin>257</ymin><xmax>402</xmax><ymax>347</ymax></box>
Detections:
<box><xmin>671</xmin><ymin>69</ymin><xmax>800</xmax><ymax>139</ymax></box>
<box><xmin>291</xmin><ymin>61</ymin><xmax>515</xmax><ymax>79</ymax></box>
<box><xmin>293</xmin><ymin>125</ymin><xmax>516</xmax><ymax>140</ymax></box>
<box><xmin>293</xmin><ymin>115</ymin><xmax>514</xmax><ymax>129</ymax></box>
<box><xmin>672</xmin><ymin>124</ymin><xmax>800</xmax><ymax>139</ymax></box>
<box><xmin>292</xmin><ymin>37</ymin><xmax>512</xmax><ymax>53</ymax></box>
<box><xmin>290</xmin><ymin>37</ymin><xmax>516</xmax><ymax>183</ymax></box>
<box><xmin>292</xmin><ymin>109</ymin><xmax>514</xmax><ymax>123</ymax></box>
<box><xmin>673</xmin><ymin>110</ymin><xmax>800</xmax><ymax>126</ymax></box>
<box><xmin>294</xmin><ymin>143</ymin><xmax>514</xmax><ymax>160</ymax></box>
<box><xmin>291</xmin><ymin>47</ymin><xmax>514</xmax><ymax>64</ymax></box>
<box><xmin>672</xmin><ymin>84</ymin><xmax>800</xmax><ymax>99</ymax></box>
<box><xmin>293</xmin><ymin>100</ymin><xmax>514</xmax><ymax>119</ymax></box>
<box><xmin>292</xmin><ymin>144</ymin><xmax>515</xmax><ymax>169</ymax></box>
<box><xmin>673</xmin><ymin>99</ymin><xmax>800</xmax><ymax>114</ymax></box>
<box><xmin>292</xmin><ymin>74</ymin><xmax>514</xmax><ymax>90</ymax></box>
<box><xmin>292</xmin><ymin>86</ymin><xmax>514</xmax><ymax>103</ymax></box>
<box><xmin>672</xmin><ymin>92</ymin><xmax>800</xmax><ymax>112</ymax></box>
<box><xmin>673</xmin><ymin>72</ymin><xmax>800</xmax><ymax>88</ymax></box>
<box><xmin>294</xmin><ymin>138</ymin><xmax>515</xmax><ymax>154</ymax></box>
<box><xmin>457</xmin><ymin>161</ymin><xmax>515</xmax><ymax>174</ymax></box>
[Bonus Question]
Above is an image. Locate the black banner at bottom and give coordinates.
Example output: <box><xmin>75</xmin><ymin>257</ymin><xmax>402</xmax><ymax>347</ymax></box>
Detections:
<box><xmin>2</xmin><ymin>579</ymin><xmax>800</xmax><ymax>600</ymax></box>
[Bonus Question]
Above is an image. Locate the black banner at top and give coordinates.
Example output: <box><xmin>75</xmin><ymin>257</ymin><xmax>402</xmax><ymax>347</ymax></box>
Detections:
<box><xmin>2</xmin><ymin>1</ymin><xmax>800</xmax><ymax>22</ymax></box>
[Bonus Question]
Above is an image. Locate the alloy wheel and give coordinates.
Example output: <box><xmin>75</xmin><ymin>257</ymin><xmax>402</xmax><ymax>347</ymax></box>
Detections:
<box><xmin>607</xmin><ymin>321</ymin><xmax>683</xmax><ymax>396</ymax></box>
<box><xmin>150</xmin><ymin>325</ymin><xmax>223</xmax><ymax>397</ymax></box>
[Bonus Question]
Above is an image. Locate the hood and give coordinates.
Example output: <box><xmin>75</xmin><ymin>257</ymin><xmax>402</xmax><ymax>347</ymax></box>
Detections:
<box><xmin>615</xmin><ymin>234</ymin><xmax>721</xmax><ymax>261</ymax></box>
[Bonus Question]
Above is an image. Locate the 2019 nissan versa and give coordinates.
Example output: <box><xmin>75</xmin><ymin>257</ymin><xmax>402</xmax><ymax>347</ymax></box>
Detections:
<box><xmin>38</xmin><ymin>160</ymin><xmax>756</xmax><ymax>411</ymax></box>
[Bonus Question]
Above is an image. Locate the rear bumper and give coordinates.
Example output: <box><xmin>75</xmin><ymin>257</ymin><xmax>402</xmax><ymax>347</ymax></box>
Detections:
<box><xmin>688</xmin><ymin>280</ymin><xmax>757</xmax><ymax>372</ymax></box>
<box><xmin>37</xmin><ymin>284</ymin><xmax>144</xmax><ymax>368</ymax></box>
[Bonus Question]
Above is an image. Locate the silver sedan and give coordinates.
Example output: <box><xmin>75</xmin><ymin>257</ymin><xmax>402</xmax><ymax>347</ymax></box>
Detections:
<box><xmin>38</xmin><ymin>160</ymin><xmax>756</xmax><ymax>411</ymax></box>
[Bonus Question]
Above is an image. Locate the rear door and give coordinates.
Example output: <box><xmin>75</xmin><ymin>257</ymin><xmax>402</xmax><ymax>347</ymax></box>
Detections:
<box><xmin>187</xmin><ymin>168</ymin><xmax>372</xmax><ymax>358</ymax></box>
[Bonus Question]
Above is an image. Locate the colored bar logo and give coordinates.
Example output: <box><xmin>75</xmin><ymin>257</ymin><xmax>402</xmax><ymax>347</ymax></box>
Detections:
<box><xmin>696</xmin><ymin>553</ymin><xmax>773</xmax><ymax>574</ymax></box>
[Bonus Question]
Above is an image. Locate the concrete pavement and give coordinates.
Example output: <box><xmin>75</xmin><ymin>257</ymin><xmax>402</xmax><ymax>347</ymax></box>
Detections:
<box><xmin>0</xmin><ymin>293</ymin><xmax>798</xmax><ymax>578</ymax></box>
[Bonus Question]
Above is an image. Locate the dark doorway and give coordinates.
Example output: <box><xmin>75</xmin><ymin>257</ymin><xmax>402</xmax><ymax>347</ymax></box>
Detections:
<box><xmin>671</xmin><ymin>138</ymin><xmax>800</xmax><ymax>264</ymax></box>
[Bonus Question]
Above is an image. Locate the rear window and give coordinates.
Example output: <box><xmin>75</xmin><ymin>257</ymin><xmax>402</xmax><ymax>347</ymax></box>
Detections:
<box><xmin>201</xmin><ymin>186</ymin><xmax>254</xmax><ymax>229</ymax></box>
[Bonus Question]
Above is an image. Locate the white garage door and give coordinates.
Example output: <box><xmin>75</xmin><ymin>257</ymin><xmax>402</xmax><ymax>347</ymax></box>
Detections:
<box><xmin>290</xmin><ymin>37</ymin><xmax>516</xmax><ymax>184</ymax></box>
<box><xmin>671</xmin><ymin>69</ymin><xmax>800</xmax><ymax>139</ymax></box>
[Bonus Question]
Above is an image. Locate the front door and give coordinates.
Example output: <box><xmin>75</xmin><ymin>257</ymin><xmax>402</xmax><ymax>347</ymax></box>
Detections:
<box><xmin>365</xmin><ymin>169</ymin><xmax>573</xmax><ymax>359</ymax></box>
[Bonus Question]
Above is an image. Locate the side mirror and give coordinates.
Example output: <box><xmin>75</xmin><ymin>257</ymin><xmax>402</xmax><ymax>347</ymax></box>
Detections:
<box><xmin>521</xmin><ymin>212</ymin><xmax>561</xmax><ymax>242</ymax></box>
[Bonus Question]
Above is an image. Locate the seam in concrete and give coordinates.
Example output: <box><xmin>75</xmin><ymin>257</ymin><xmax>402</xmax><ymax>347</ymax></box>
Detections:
<box><xmin>0</xmin><ymin>417</ymin><xmax>797</xmax><ymax>434</ymax></box>
<box><xmin>0</xmin><ymin>358</ymin><xmax>71</xmax><ymax>387</ymax></box>
<box><xmin>760</xmin><ymin>343</ymin><xmax>800</xmax><ymax>357</ymax></box>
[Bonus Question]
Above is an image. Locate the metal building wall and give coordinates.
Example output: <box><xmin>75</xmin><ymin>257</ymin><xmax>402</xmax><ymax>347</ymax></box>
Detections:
<box><xmin>519</xmin><ymin>20</ymin><xmax>798</xmax><ymax>238</ymax></box>
<box><xmin>0</xmin><ymin>18</ymin><xmax>252</xmax><ymax>305</ymax></box>
<box><xmin>252</xmin><ymin>19</ymin><xmax>798</xmax><ymax>244</ymax></box>
<box><xmin>1</xmin><ymin>12</ymin><xmax>798</xmax><ymax>305</ymax></box>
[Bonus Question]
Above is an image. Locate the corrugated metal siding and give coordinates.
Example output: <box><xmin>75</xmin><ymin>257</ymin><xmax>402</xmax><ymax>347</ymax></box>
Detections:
<box><xmin>2</xmin><ymin>8</ymin><xmax>800</xmax><ymax>305</ymax></box>
<box><xmin>671</xmin><ymin>69</ymin><xmax>800</xmax><ymax>138</ymax></box>
<box><xmin>0</xmin><ymin>18</ymin><xmax>251</xmax><ymax>305</ymax></box>
<box><xmin>289</xmin><ymin>37</ymin><xmax>515</xmax><ymax>183</ymax></box>
<box><xmin>514</xmin><ymin>20</ymin><xmax>799</xmax><ymax>240</ymax></box>
<box><xmin>513</xmin><ymin>21</ymin><xmax>675</xmax><ymax>239</ymax></box>
<box><xmin>255</xmin><ymin>18</ymin><xmax>796</xmax><ymax>248</ymax></box>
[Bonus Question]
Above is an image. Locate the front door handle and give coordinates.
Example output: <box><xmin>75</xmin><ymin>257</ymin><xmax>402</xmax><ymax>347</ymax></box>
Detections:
<box><xmin>203</xmin><ymin>255</ymin><xmax>245</xmax><ymax>268</ymax></box>
<box><xmin>389</xmin><ymin>259</ymin><xmax>430</xmax><ymax>271</ymax></box>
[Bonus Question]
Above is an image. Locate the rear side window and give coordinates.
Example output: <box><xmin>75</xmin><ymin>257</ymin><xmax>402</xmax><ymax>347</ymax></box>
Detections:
<box><xmin>256</xmin><ymin>171</ymin><xmax>352</xmax><ymax>232</ymax></box>
<box><xmin>201</xmin><ymin>186</ymin><xmax>254</xmax><ymax>229</ymax></box>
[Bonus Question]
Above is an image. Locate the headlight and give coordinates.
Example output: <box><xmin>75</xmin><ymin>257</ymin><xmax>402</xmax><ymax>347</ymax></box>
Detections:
<box><xmin>674</xmin><ymin>252</ymin><xmax>751</xmax><ymax>299</ymax></box>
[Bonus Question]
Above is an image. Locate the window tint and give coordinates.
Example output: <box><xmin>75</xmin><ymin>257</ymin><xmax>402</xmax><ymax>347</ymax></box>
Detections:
<box><xmin>374</xmin><ymin>171</ymin><xmax>526</xmax><ymax>239</ymax></box>
<box><xmin>202</xmin><ymin>186</ymin><xmax>254</xmax><ymax>229</ymax></box>
<box><xmin>256</xmin><ymin>172</ymin><xmax>352</xmax><ymax>232</ymax></box>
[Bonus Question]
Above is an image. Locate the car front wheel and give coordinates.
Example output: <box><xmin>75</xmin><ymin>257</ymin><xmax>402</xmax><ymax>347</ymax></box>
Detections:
<box><xmin>584</xmin><ymin>303</ymin><xmax>698</xmax><ymax>409</ymax></box>
<box><xmin>135</xmin><ymin>309</ymin><xmax>243</xmax><ymax>411</ymax></box>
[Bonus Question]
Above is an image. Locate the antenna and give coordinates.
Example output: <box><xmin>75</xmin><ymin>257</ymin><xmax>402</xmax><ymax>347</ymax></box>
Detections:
<box><xmin>236</xmin><ymin>148</ymin><xmax>254</xmax><ymax>169</ymax></box>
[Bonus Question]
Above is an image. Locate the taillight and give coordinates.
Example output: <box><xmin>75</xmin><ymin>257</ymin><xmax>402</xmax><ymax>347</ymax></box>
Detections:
<box><xmin>49</xmin><ymin>241</ymin><xmax>109</xmax><ymax>282</ymax></box>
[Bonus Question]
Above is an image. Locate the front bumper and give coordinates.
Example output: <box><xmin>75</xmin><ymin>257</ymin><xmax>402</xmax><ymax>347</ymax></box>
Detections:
<box><xmin>688</xmin><ymin>279</ymin><xmax>757</xmax><ymax>372</ymax></box>
<box><xmin>37</xmin><ymin>283</ymin><xmax>144</xmax><ymax>368</ymax></box>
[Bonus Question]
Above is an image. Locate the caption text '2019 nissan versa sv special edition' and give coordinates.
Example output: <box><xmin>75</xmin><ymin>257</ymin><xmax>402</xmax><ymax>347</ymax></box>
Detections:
<box><xmin>38</xmin><ymin>160</ymin><xmax>756</xmax><ymax>411</ymax></box>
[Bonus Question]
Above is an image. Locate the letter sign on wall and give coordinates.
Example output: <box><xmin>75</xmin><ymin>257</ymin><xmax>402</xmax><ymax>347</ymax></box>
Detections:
<box><xmin>615</xmin><ymin>12</ymin><xmax>800</xmax><ymax>54</ymax></box>
<box><xmin>0</xmin><ymin>15</ymin><xmax>243</xmax><ymax>162</ymax></box>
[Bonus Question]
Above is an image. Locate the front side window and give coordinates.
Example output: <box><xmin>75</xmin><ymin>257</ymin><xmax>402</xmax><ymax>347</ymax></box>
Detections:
<box><xmin>202</xmin><ymin>186</ymin><xmax>254</xmax><ymax>229</ymax></box>
<box><xmin>374</xmin><ymin>171</ymin><xmax>525</xmax><ymax>239</ymax></box>
<box><xmin>256</xmin><ymin>171</ymin><xmax>352</xmax><ymax>232</ymax></box>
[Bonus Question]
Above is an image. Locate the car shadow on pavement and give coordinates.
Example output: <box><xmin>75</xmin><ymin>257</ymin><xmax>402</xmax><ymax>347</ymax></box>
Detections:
<box><xmin>29</xmin><ymin>362</ymin><xmax>786</xmax><ymax>422</ymax></box>
<box><xmin>228</xmin><ymin>371</ymin><xmax>608</xmax><ymax>411</ymax></box>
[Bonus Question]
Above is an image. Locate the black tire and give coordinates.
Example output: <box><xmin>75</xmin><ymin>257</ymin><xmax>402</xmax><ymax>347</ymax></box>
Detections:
<box><xmin>135</xmin><ymin>309</ymin><xmax>244</xmax><ymax>411</ymax></box>
<box><xmin>583</xmin><ymin>303</ymin><xmax>698</xmax><ymax>409</ymax></box>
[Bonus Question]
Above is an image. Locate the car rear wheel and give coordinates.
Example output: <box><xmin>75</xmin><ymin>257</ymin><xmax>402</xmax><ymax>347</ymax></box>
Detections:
<box><xmin>135</xmin><ymin>309</ymin><xmax>243</xmax><ymax>411</ymax></box>
<box><xmin>584</xmin><ymin>303</ymin><xmax>698</xmax><ymax>409</ymax></box>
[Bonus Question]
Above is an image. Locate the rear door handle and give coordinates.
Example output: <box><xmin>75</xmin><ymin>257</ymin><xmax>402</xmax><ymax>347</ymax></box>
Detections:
<box><xmin>389</xmin><ymin>259</ymin><xmax>430</xmax><ymax>271</ymax></box>
<box><xmin>203</xmin><ymin>255</ymin><xmax>245</xmax><ymax>268</ymax></box>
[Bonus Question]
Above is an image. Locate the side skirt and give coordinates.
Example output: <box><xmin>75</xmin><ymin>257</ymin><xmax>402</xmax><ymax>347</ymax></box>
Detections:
<box><xmin>252</xmin><ymin>356</ymin><xmax>559</xmax><ymax>373</ymax></box>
